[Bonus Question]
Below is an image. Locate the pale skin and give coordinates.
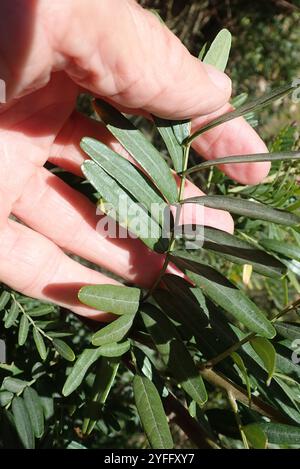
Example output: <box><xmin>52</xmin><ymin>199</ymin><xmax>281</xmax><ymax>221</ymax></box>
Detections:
<box><xmin>0</xmin><ymin>0</ymin><xmax>270</xmax><ymax>320</ymax></box>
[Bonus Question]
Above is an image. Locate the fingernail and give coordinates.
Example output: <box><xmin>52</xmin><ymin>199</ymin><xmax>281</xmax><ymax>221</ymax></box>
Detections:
<box><xmin>205</xmin><ymin>64</ymin><xmax>232</xmax><ymax>93</ymax></box>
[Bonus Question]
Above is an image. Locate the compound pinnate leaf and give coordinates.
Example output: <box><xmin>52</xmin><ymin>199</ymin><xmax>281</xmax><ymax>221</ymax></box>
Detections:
<box><xmin>92</xmin><ymin>314</ymin><xmax>134</xmax><ymax>347</ymax></box>
<box><xmin>140</xmin><ymin>304</ymin><xmax>207</xmax><ymax>406</ymax></box>
<box><xmin>94</xmin><ymin>99</ymin><xmax>178</xmax><ymax>204</ymax></box>
<box><xmin>12</xmin><ymin>397</ymin><xmax>35</xmax><ymax>449</ymax></box>
<box><xmin>203</xmin><ymin>28</ymin><xmax>232</xmax><ymax>72</ymax></box>
<box><xmin>133</xmin><ymin>375</ymin><xmax>173</xmax><ymax>449</ymax></box>
<box><xmin>62</xmin><ymin>348</ymin><xmax>102</xmax><ymax>397</ymax></box>
<box><xmin>79</xmin><ymin>284</ymin><xmax>141</xmax><ymax>316</ymax></box>
<box><xmin>53</xmin><ymin>339</ymin><xmax>75</xmax><ymax>362</ymax></box>
<box><xmin>23</xmin><ymin>387</ymin><xmax>44</xmax><ymax>439</ymax></box>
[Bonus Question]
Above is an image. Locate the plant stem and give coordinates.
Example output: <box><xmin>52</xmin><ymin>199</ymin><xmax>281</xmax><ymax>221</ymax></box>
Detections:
<box><xmin>144</xmin><ymin>143</ymin><xmax>191</xmax><ymax>301</ymax></box>
<box><xmin>12</xmin><ymin>295</ymin><xmax>53</xmax><ymax>343</ymax></box>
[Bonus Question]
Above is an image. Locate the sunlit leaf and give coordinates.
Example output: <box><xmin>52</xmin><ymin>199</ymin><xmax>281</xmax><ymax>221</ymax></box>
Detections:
<box><xmin>94</xmin><ymin>99</ymin><xmax>178</xmax><ymax>203</ymax></box>
<box><xmin>92</xmin><ymin>314</ymin><xmax>134</xmax><ymax>347</ymax></box>
<box><xmin>250</xmin><ymin>337</ymin><xmax>276</xmax><ymax>385</ymax></box>
<box><xmin>53</xmin><ymin>339</ymin><xmax>75</xmax><ymax>362</ymax></box>
<box><xmin>203</xmin><ymin>28</ymin><xmax>232</xmax><ymax>71</ymax></box>
<box><xmin>79</xmin><ymin>284</ymin><xmax>141</xmax><ymax>316</ymax></box>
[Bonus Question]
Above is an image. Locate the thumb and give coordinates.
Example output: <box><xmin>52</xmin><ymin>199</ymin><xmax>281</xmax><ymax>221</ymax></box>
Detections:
<box><xmin>0</xmin><ymin>0</ymin><xmax>231</xmax><ymax>119</ymax></box>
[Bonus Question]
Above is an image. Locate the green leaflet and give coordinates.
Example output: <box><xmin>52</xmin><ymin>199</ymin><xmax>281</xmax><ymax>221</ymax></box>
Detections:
<box><xmin>98</xmin><ymin>340</ymin><xmax>131</xmax><ymax>357</ymax></box>
<box><xmin>275</xmin><ymin>322</ymin><xmax>300</xmax><ymax>341</ymax></box>
<box><xmin>94</xmin><ymin>99</ymin><xmax>178</xmax><ymax>203</ymax></box>
<box><xmin>2</xmin><ymin>377</ymin><xmax>29</xmax><ymax>394</ymax></box>
<box><xmin>62</xmin><ymin>348</ymin><xmax>102</xmax><ymax>397</ymax></box>
<box><xmin>0</xmin><ymin>391</ymin><xmax>13</xmax><ymax>407</ymax></box>
<box><xmin>4</xmin><ymin>301</ymin><xmax>19</xmax><ymax>329</ymax></box>
<box><xmin>231</xmin><ymin>352</ymin><xmax>251</xmax><ymax>402</ymax></box>
<box><xmin>140</xmin><ymin>304</ymin><xmax>207</xmax><ymax>406</ymax></box>
<box><xmin>257</xmin><ymin>422</ymin><xmax>300</xmax><ymax>446</ymax></box>
<box><xmin>203</xmin><ymin>28</ymin><xmax>232</xmax><ymax>72</ymax></box>
<box><xmin>250</xmin><ymin>337</ymin><xmax>276</xmax><ymax>385</ymax></box>
<box><xmin>171</xmin><ymin>255</ymin><xmax>276</xmax><ymax>338</ymax></box>
<box><xmin>133</xmin><ymin>375</ymin><xmax>173</xmax><ymax>449</ymax></box>
<box><xmin>153</xmin><ymin>117</ymin><xmax>185</xmax><ymax>172</ymax></box>
<box><xmin>174</xmin><ymin>225</ymin><xmax>286</xmax><ymax>278</ymax></box>
<box><xmin>53</xmin><ymin>339</ymin><xmax>75</xmax><ymax>362</ymax></box>
<box><xmin>0</xmin><ymin>291</ymin><xmax>10</xmax><ymax>311</ymax></box>
<box><xmin>260</xmin><ymin>239</ymin><xmax>300</xmax><ymax>262</ymax></box>
<box><xmin>33</xmin><ymin>328</ymin><xmax>47</xmax><ymax>361</ymax></box>
<box><xmin>79</xmin><ymin>284</ymin><xmax>141</xmax><ymax>316</ymax></box>
<box><xmin>180</xmin><ymin>195</ymin><xmax>300</xmax><ymax>226</ymax></box>
<box><xmin>82</xmin><ymin>160</ymin><xmax>168</xmax><ymax>253</ymax></box>
<box><xmin>183</xmin><ymin>151</ymin><xmax>300</xmax><ymax>176</ymax></box>
<box><xmin>18</xmin><ymin>314</ymin><xmax>30</xmax><ymax>346</ymax></box>
<box><xmin>92</xmin><ymin>314</ymin><xmax>134</xmax><ymax>347</ymax></box>
<box><xmin>187</xmin><ymin>81</ymin><xmax>299</xmax><ymax>144</ymax></box>
<box><xmin>81</xmin><ymin>137</ymin><xmax>166</xmax><ymax>224</ymax></box>
<box><xmin>23</xmin><ymin>387</ymin><xmax>44</xmax><ymax>439</ymax></box>
<box><xmin>12</xmin><ymin>397</ymin><xmax>35</xmax><ymax>449</ymax></box>
<box><xmin>28</xmin><ymin>305</ymin><xmax>56</xmax><ymax>317</ymax></box>
<box><xmin>243</xmin><ymin>424</ymin><xmax>268</xmax><ymax>449</ymax></box>
<box><xmin>83</xmin><ymin>357</ymin><xmax>120</xmax><ymax>435</ymax></box>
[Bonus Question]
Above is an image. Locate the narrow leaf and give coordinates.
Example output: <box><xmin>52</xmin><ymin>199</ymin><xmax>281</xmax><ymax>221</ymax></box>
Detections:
<box><xmin>79</xmin><ymin>284</ymin><xmax>141</xmax><ymax>316</ymax></box>
<box><xmin>28</xmin><ymin>305</ymin><xmax>56</xmax><ymax>317</ymax></box>
<box><xmin>18</xmin><ymin>314</ymin><xmax>30</xmax><ymax>346</ymax></box>
<box><xmin>83</xmin><ymin>358</ymin><xmax>120</xmax><ymax>435</ymax></box>
<box><xmin>203</xmin><ymin>28</ymin><xmax>232</xmax><ymax>71</ymax></box>
<box><xmin>275</xmin><ymin>322</ymin><xmax>300</xmax><ymax>341</ymax></box>
<box><xmin>4</xmin><ymin>301</ymin><xmax>20</xmax><ymax>329</ymax></box>
<box><xmin>2</xmin><ymin>377</ymin><xmax>29</xmax><ymax>394</ymax></box>
<box><xmin>99</xmin><ymin>340</ymin><xmax>130</xmax><ymax>357</ymax></box>
<box><xmin>250</xmin><ymin>337</ymin><xmax>276</xmax><ymax>385</ymax></box>
<box><xmin>23</xmin><ymin>387</ymin><xmax>44</xmax><ymax>439</ymax></box>
<box><xmin>171</xmin><ymin>255</ymin><xmax>276</xmax><ymax>338</ymax></box>
<box><xmin>133</xmin><ymin>375</ymin><xmax>173</xmax><ymax>449</ymax></box>
<box><xmin>174</xmin><ymin>225</ymin><xmax>286</xmax><ymax>278</ymax></box>
<box><xmin>33</xmin><ymin>329</ymin><xmax>47</xmax><ymax>361</ymax></box>
<box><xmin>62</xmin><ymin>348</ymin><xmax>102</xmax><ymax>397</ymax></box>
<box><xmin>141</xmin><ymin>304</ymin><xmax>207</xmax><ymax>405</ymax></box>
<box><xmin>153</xmin><ymin>117</ymin><xmax>184</xmax><ymax>172</ymax></box>
<box><xmin>0</xmin><ymin>291</ymin><xmax>10</xmax><ymax>311</ymax></box>
<box><xmin>258</xmin><ymin>422</ymin><xmax>300</xmax><ymax>446</ymax></box>
<box><xmin>0</xmin><ymin>391</ymin><xmax>13</xmax><ymax>407</ymax></box>
<box><xmin>184</xmin><ymin>151</ymin><xmax>300</xmax><ymax>176</ymax></box>
<box><xmin>92</xmin><ymin>314</ymin><xmax>134</xmax><ymax>347</ymax></box>
<box><xmin>81</xmin><ymin>137</ymin><xmax>166</xmax><ymax>222</ymax></box>
<box><xmin>181</xmin><ymin>195</ymin><xmax>300</xmax><ymax>226</ymax></box>
<box><xmin>53</xmin><ymin>339</ymin><xmax>75</xmax><ymax>362</ymax></box>
<box><xmin>94</xmin><ymin>99</ymin><xmax>178</xmax><ymax>203</ymax></box>
<box><xmin>231</xmin><ymin>352</ymin><xmax>251</xmax><ymax>402</ymax></box>
<box><xmin>260</xmin><ymin>239</ymin><xmax>300</xmax><ymax>262</ymax></box>
<box><xmin>82</xmin><ymin>160</ymin><xmax>168</xmax><ymax>252</ymax></box>
<box><xmin>187</xmin><ymin>82</ymin><xmax>299</xmax><ymax>144</ymax></box>
<box><xmin>12</xmin><ymin>397</ymin><xmax>35</xmax><ymax>449</ymax></box>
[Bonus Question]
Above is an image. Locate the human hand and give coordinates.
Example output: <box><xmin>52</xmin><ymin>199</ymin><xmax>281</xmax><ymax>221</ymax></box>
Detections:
<box><xmin>0</xmin><ymin>0</ymin><xmax>270</xmax><ymax>319</ymax></box>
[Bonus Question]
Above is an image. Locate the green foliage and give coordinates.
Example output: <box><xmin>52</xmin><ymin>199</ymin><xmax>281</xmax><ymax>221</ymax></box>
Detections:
<box><xmin>1</xmin><ymin>23</ymin><xmax>300</xmax><ymax>450</ymax></box>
